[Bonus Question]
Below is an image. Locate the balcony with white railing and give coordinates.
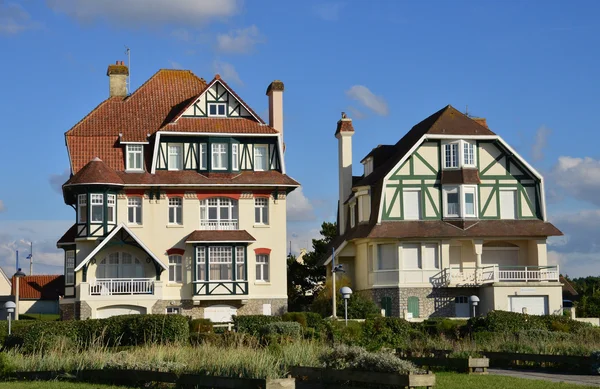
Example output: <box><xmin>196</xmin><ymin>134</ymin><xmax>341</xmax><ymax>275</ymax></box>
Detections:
<box><xmin>441</xmin><ymin>265</ymin><xmax>560</xmax><ymax>286</ymax></box>
<box><xmin>89</xmin><ymin>278</ymin><xmax>155</xmax><ymax>296</ymax></box>
<box><xmin>199</xmin><ymin>219</ymin><xmax>238</xmax><ymax>230</ymax></box>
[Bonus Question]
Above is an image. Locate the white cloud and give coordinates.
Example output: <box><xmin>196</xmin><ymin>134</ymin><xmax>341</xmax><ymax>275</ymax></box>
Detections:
<box><xmin>549</xmin><ymin>156</ymin><xmax>600</xmax><ymax>206</ymax></box>
<box><xmin>46</xmin><ymin>0</ymin><xmax>239</xmax><ymax>27</ymax></box>
<box><xmin>49</xmin><ymin>168</ymin><xmax>70</xmax><ymax>194</ymax></box>
<box><xmin>531</xmin><ymin>125</ymin><xmax>551</xmax><ymax>162</ymax></box>
<box><xmin>287</xmin><ymin>187</ymin><xmax>316</xmax><ymax>222</ymax></box>
<box><xmin>0</xmin><ymin>220</ymin><xmax>73</xmax><ymax>276</ymax></box>
<box><xmin>548</xmin><ymin>251</ymin><xmax>600</xmax><ymax>278</ymax></box>
<box><xmin>216</xmin><ymin>25</ymin><xmax>265</xmax><ymax>54</ymax></box>
<box><xmin>346</xmin><ymin>106</ymin><xmax>366</xmax><ymax>120</ymax></box>
<box><xmin>287</xmin><ymin>226</ymin><xmax>320</xmax><ymax>256</ymax></box>
<box><xmin>213</xmin><ymin>60</ymin><xmax>243</xmax><ymax>85</ymax></box>
<box><xmin>0</xmin><ymin>200</ymin><xmax>4</xmax><ymax>213</ymax></box>
<box><xmin>169</xmin><ymin>60</ymin><xmax>183</xmax><ymax>69</ymax></box>
<box><xmin>313</xmin><ymin>2</ymin><xmax>345</xmax><ymax>21</ymax></box>
<box><xmin>346</xmin><ymin>85</ymin><xmax>388</xmax><ymax>116</ymax></box>
<box><xmin>0</xmin><ymin>1</ymin><xmax>39</xmax><ymax>34</ymax></box>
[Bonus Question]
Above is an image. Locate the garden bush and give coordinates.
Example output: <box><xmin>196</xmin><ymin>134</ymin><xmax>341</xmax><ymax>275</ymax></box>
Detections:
<box><xmin>327</xmin><ymin>320</ymin><xmax>365</xmax><ymax>345</ymax></box>
<box><xmin>260</xmin><ymin>322</ymin><xmax>302</xmax><ymax>339</ymax></box>
<box><xmin>233</xmin><ymin>315</ymin><xmax>282</xmax><ymax>335</ymax></box>
<box><xmin>190</xmin><ymin>318</ymin><xmax>213</xmax><ymax>333</ymax></box>
<box><xmin>362</xmin><ymin>317</ymin><xmax>414</xmax><ymax>351</ymax></box>
<box><xmin>319</xmin><ymin>344</ymin><xmax>424</xmax><ymax>374</ymax></box>
<box><xmin>421</xmin><ymin>318</ymin><xmax>468</xmax><ymax>340</ymax></box>
<box><xmin>468</xmin><ymin>310</ymin><xmax>592</xmax><ymax>333</ymax></box>
<box><xmin>282</xmin><ymin>312</ymin><xmax>308</xmax><ymax>327</ymax></box>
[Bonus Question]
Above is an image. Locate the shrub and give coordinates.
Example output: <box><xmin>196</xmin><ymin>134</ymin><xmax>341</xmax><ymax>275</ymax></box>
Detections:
<box><xmin>190</xmin><ymin>318</ymin><xmax>213</xmax><ymax>333</ymax></box>
<box><xmin>362</xmin><ymin>317</ymin><xmax>413</xmax><ymax>351</ymax></box>
<box><xmin>282</xmin><ymin>312</ymin><xmax>308</xmax><ymax>328</ymax></box>
<box><xmin>327</xmin><ymin>320</ymin><xmax>365</xmax><ymax>346</ymax></box>
<box><xmin>260</xmin><ymin>322</ymin><xmax>302</xmax><ymax>339</ymax></box>
<box><xmin>468</xmin><ymin>310</ymin><xmax>592</xmax><ymax>333</ymax></box>
<box><xmin>233</xmin><ymin>315</ymin><xmax>282</xmax><ymax>335</ymax></box>
<box><xmin>0</xmin><ymin>352</ymin><xmax>15</xmax><ymax>376</ymax></box>
<box><xmin>422</xmin><ymin>319</ymin><xmax>467</xmax><ymax>340</ymax></box>
<box><xmin>319</xmin><ymin>344</ymin><xmax>424</xmax><ymax>374</ymax></box>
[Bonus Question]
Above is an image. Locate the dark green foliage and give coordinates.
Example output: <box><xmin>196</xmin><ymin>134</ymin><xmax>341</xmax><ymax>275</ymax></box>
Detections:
<box><xmin>5</xmin><ymin>314</ymin><xmax>189</xmax><ymax>353</ymax></box>
<box><xmin>232</xmin><ymin>315</ymin><xmax>281</xmax><ymax>335</ymax></box>
<box><xmin>468</xmin><ymin>310</ymin><xmax>591</xmax><ymax>333</ymax></box>
<box><xmin>18</xmin><ymin>314</ymin><xmax>60</xmax><ymax>321</ymax></box>
<box><xmin>0</xmin><ymin>321</ymin><xmax>36</xmax><ymax>347</ymax></box>
<box><xmin>327</xmin><ymin>320</ymin><xmax>365</xmax><ymax>345</ymax></box>
<box><xmin>362</xmin><ymin>317</ymin><xmax>415</xmax><ymax>350</ymax></box>
<box><xmin>0</xmin><ymin>353</ymin><xmax>15</xmax><ymax>376</ymax></box>
<box><xmin>421</xmin><ymin>319</ymin><xmax>468</xmax><ymax>340</ymax></box>
<box><xmin>190</xmin><ymin>318</ymin><xmax>213</xmax><ymax>333</ymax></box>
<box><xmin>260</xmin><ymin>322</ymin><xmax>302</xmax><ymax>339</ymax></box>
<box><xmin>566</xmin><ymin>276</ymin><xmax>600</xmax><ymax>318</ymax></box>
<box><xmin>282</xmin><ymin>312</ymin><xmax>307</xmax><ymax>327</ymax></box>
<box><xmin>282</xmin><ymin>311</ymin><xmax>326</xmax><ymax>336</ymax></box>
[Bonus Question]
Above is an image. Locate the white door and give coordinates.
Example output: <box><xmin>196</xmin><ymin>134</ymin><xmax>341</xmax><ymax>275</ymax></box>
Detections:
<box><xmin>509</xmin><ymin>296</ymin><xmax>548</xmax><ymax>315</ymax></box>
<box><xmin>96</xmin><ymin>305</ymin><xmax>145</xmax><ymax>319</ymax></box>
<box><xmin>482</xmin><ymin>248</ymin><xmax>519</xmax><ymax>266</ymax></box>
<box><xmin>499</xmin><ymin>190</ymin><xmax>517</xmax><ymax>219</ymax></box>
<box><xmin>204</xmin><ymin>305</ymin><xmax>237</xmax><ymax>323</ymax></box>
<box><xmin>455</xmin><ymin>296</ymin><xmax>470</xmax><ymax>317</ymax></box>
<box><xmin>403</xmin><ymin>190</ymin><xmax>421</xmax><ymax>220</ymax></box>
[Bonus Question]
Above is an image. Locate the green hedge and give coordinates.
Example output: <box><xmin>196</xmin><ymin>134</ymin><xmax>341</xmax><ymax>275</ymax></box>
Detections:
<box><xmin>282</xmin><ymin>312</ymin><xmax>325</xmax><ymax>332</ymax></box>
<box><xmin>190</xmin><ymin>318</ymin><xmax>213</xmax><ymax>333</ymax></box>
<box><xmin>260</xmin><ymin>322</ymin><xmax>302</xmax><ymax>339</ymax></box>
<box><xmin>6</xmin><ymin>314</ymin><xmax>189</xmax><ymax>353</ymax></box>
<box><xmin>468</xmin><ymin>310</ymin><xmax>592</xmax><ymax>333</ymax></box>
<box><xmin>232</xmin><ymin>315</ymin><xmax>282</xmax><ymax>335</ymax></box>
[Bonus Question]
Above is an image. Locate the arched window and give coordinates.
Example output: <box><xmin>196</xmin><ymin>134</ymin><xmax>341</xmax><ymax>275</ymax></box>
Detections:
<box><xmin>199</xmin><ymin>198</ymin><xmax>239</xmax><ymax>229</ymax></box>
<box><xmin>97</xmin><ymin>252</ymin><xmax>144</xmax><ymax>279</ymax></box>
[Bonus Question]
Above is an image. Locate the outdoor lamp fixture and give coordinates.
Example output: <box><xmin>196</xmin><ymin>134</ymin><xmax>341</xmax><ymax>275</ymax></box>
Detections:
<box><xmin>340</xmin><ymin>286</ymin><xmax>353</xmax><ymax>326</ymax></box>
<box><xmin>469</xmin><ymin>295</ymin><xmax>480</xmax><ymax>318</ymax></box>
<box><xmin>13</xmin><ymin>268</ymin><xmax>25</xmax><ymax>321</ymax></box>
<box><xmin>331</xmin><ymin>262</ymin><xmax>344</xmax><ymax>319</ymax></box>
<box><xmin>4</xmin><ymin>301</ymin><xmax>15</xmax><ymax>335</ymax></box>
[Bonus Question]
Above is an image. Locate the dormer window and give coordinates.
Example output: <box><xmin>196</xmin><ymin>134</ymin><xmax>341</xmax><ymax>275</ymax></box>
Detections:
<box><xmin>363</xmin><ymin>157</ymin><xmax>373</xmax><ymax>176</ymax></box>
<box><xmin>442</xmin><ymin>140</ymin><xmax>476</xmax><ymax>169</ymax></box>
<box><xmin>168</xmin><ymin>144</ymin><xmax>183</xmax><ymax>171</ymax></box>
<box><xmin>208</xmin><ymin>103</ymin><xmax>226</xmax><ymax>117</ymax></box>
<box><xmin>443</xmin><ymin>185</ymin><xmax>478</xmax><ymax>219</ymax></box>
<box><xmin>126</xmin><ymin>144</ymin><xmax>144</xmax><ymax>171</ymax></box>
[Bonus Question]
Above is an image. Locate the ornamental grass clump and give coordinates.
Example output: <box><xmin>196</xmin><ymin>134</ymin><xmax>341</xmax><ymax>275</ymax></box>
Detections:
<box><xmin>319</xmin><ymin>344</ymin><xmax>425</xmax><ymax>375</ymax></box>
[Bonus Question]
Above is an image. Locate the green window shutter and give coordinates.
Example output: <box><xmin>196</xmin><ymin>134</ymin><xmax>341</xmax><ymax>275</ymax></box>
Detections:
<box><xmin>407</xmin><ymin>296</ymin><xmax>420</xmax><ymax>318</ymax></box>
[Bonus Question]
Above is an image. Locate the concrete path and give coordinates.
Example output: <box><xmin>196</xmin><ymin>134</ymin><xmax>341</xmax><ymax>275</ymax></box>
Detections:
<box><xmin>489</xmin><ymin>368</ymin><xmax>600</xmax><ymax>387</ymax></box>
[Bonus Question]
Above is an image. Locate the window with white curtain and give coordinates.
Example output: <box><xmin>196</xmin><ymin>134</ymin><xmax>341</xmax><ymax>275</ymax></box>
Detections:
<box><xmin>236</xmin><ymin>247</ymin><xmax>245</xmax><ymax>281</ymax></box>
<box><xmin>254</xmin><ymin>197</ymin><xmax>269</xmax><ymax>225</ymax></box>
<box><xmin>232</xmin><ymin>144</ymin><xmax>239</xmax><ymax>171</ymax></box>
<box><xmin>65</xmin><ymin>251</ymin><xmax>75</xmax><ymax>285</ymax></box>
<box><xmin>168</xmin><ymin>144</ymin><xmax>183</xmax><ymax>171</ymax></box>
<box><xmin>127</xmin><ymin>197</ymin><xmax>142</xmax><ymax>225</ymax></box>
<box><xmin>256</xmin><ymin>254</ymin><xmax>270</xmax><ymax>282</ymax></box>
<box><xmin>96</xmin><ymin>252</ymin><xmax>144</xmax><ymax>279</ymax></box>
<box><xmin>107</xmin><ymin>194</ymin><xmax>116</xmax><ymax>224</ymax></box>
<box><xmin>209</xmin><ymin>247</ymin><xmax>232</xmax><ymax>281</ymax></box>
<box><xmin>90</xmin><ymin>194</ymin><xmax>103</xmax><ymax>222</ymax></box>
<box><xmin>196</xmin><ymin>247</ymin><xmax>206</xmax><ymax>281</ymax></box>
<box><xmin>126</xmin><ymin>144</ymin><xmax>143</xmax><ymax>171</ymax></box>
<box><xmin>212</xmin><ymin>143</ymin><xmax>228</xmax><ymax>170</ymax></box>
<box><xmin>254</xmin><ymin>145</ymin><xmax>268</xmax><ymax>171</ymax></box>
<box><xmin>443</xmin><ymin>185</ymin><xmax>478</xmax><ymax>218</ymax></box>
<box><xmin>199</xmin><ymin>143</ymin><xmax>207</xmax><ymax>170</ymax></box>
<box><xmin>169</xmin><ymin>255</ymin><xmax>183</xmax><ymax>283</ymax></box>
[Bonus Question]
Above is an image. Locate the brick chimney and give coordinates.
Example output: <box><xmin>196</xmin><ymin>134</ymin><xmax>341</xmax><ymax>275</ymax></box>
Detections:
<box><xmin>335</xmin><ymin>112</ymin><xmax>355</xmax><ymax>235</ymax></box>
<box><xmin>107</xmin><ymin>60</ymin><xmax>129</xmax><ymax>97</ymax></box>
<box><xmin>266</xmin><ymin>80</ymin><xmax>284</xmax><ymax>144</ymax></box>
<box><xmin>472</xmin><ymin>117</ymin><xmax>488</xmax><ymax>128</ymax></box>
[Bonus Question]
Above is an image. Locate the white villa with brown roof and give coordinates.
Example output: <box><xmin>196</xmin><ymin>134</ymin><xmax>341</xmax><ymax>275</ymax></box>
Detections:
<box><xmin>325</xmin><ymin>107</ymin><xmax>563</xmax><ymax>318</ymax></box>
<box><xmin>57</xmin><ymin>61</ymin><xmax>298</xmax><ymax>320</ymax></box>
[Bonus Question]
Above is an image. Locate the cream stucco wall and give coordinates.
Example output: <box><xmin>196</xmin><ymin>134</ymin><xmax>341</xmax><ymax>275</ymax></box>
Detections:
<box><xmin>480</xmin><ymin>283</ymin><xmax>563</xmax><ymax>315</ymax></box>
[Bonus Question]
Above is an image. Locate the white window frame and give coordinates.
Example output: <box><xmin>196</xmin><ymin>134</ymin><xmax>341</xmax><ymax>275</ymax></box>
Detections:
<box><xmin>196</xmin><ymin>246</ymin><xmax>206</xmax><ymax>281</ymax></box>
<box><xmin>127</xmin><ymin>197</ymin><xmax>143</xmax><ymax>225</ymax></box>
<box><xmin>199</xmin><ymin>198</ymin><xmax>238</xmax><ymax>226</ymax></box>
<box><xmin>232</xmin><ymin>143</ymin><xmax>239</xmax><ymax>171</ymax></box>
<box><xmin>199</xmin><ymin>143</ymin><xmax>207</xmax><ymax>170</ymax></box>
<box><xmin>401</xmin><ymin>242</ymin><xmax>440</xmax><ymax>270</ymax></box>
<box><xmin>208</xmin><ymin>246</ymin><xmax>232</xmax><ymax>281</ymax></box>
<box><xmin>349</xmin><ymin>202</ymin><xmax>356</xmax><ymax>228</ymax></box>
<box><xmin>90</xmin><ymin>194</ymin><xmax>104</xmax><ymax>223</ymax></box>
<box><xmin>377</xmin><ymin>243</ymin><xmax>398</xmax><ymax>271</ymax></box>
<box><xmin>363</xmin><ymin>157</ymin><xmax>373</xmax><ymax>176</ymax></box>
<box><xmin>208</xmin><ymin>103</ymin><xmax>227</xmax><ymax>117</ymax></box>
<box><xmin>168</xmin><ymin>255</ymin><xmax>183</xmax><ymax>283</ymax></box>
<box><xmin>65</xmin><ymin>250</ymin><xmax>75</xmax><ymax>285</ymax></box>
<box><xmin>168</xmin><ymin>197</ymin><xmax>183</xmax><ymax>225</ymax></box>
<box><xmin>236</xmin><ymin>247</ymin><xmax>245</xmax><ymax>281</ymax></box>
<box><xmin>402</xmin><ymin>188</ymin><xmax>421</xmax><ymax>220</ymax></box>
<box><xmin>443</xmin><ymin>142</ymin><xmax>459</xmax><ymax>169</ymax></box>
<box><xmin>107</xmin><ymin>194</ymin><xmax>116</xmax><ymax>224</ymax></box>
<box><xmin>126</xmin><ymin>144</ymin><xmax>144</xmax><ymax>171</ymax></box>
<box><xmin>211</xmin><ymin>143</ymin><xmax>229</xmax><ymax>170</ymax></box>
<box><xmin>168</xmin><ymin>143</ymin><xmax>183</xmax><ymax>171</ymax></box>
<box><xmin>442</xmin><ymin>140</ymin><xmax>477</xmax><ymax>169</ymax></box>
<box><xmin>166</xmin><ymin>307</ymin><xmax>181</xmax><ymax>314</ymax></box>
<box><xmin>253</xmin><ymin>144</ymin><xmax>268</xmax><ymax>171</ymax></box>
<box><xmin>443</xmin><ymin>185</ymin><xmax>478</xmax><ymax>218</ymax></box>
<box><xmin>77</xmin><ymin>194</ymin><xmax>87</xmax><ymax>224</ymax></box>
<box><xmin>256</xmin><ymin>254</ymin><xmax>270</xmax><ymax>282</ymax></box>
<box><xmin>254</xmin><ymin>197</ymin><xmax>269</xmax><ymax>225</ymax></box>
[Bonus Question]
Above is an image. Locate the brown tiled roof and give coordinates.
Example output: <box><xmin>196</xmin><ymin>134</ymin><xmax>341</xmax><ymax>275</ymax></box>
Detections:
<box><xmin>335</xmin><ymin>118</ymin><xmax>355</xmax><ymax>136</ymax></box>
<box><xmin>65</xmin><ymin>157</ymin><xmax>124</xmax><ymax>186</ymax></box>
<box><xmin>114</xmin><ymin>170</ymin><xmax>300</xmax><ymax>186</ymax></box>
<box><xmin>11</xmin><ymin>275</ymin><xmax>64</xmax><ymax>300</ymax></box>
<box><xmin>163</xmin><ymin>118</ymin><xmax>277</xmax><ymax>134</ymax></box>
<box><xmin>440</xmin><ymin>169</ymin><xmax>481</xmax><ymax>184</ymax></box>
<box><xmin>66</xmin><ymin>69</ymin><xmax>208</xmax><ymax>173</ymax></box>
<box><xmin>560</xmin><ymin>276</ymin><xmax>578</xmax><ymax>296</ymax></box>
<box><xmin>57</xmin><ymin>224</ymin><xmax>77</xmax><ymax>246</ymax></box>
<box><xmin>186</xmin><ymin>230</ymin><xmax>256</xmax><ymax>242</ymax></box>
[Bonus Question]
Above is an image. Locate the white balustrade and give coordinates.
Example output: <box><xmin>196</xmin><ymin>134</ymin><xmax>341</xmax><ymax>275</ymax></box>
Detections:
<box><xmin>445</xmin><ymin>265</ymin><xmax>559</xmax><ymax>285</ymax></box>
<box><xmin>199</xmin><ymin>220</ymin><xmax>238</xmax><ymax>230</ymax></box>
<box><xmin>90</xmin><ymin>278</ymin><xmax>154</xmax><ymax>296</ymax></box>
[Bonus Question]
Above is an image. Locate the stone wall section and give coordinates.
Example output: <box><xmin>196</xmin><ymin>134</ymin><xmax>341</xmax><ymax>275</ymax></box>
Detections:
<box><xmin>59</xmin><ymin>303</ymin><xmax>75</xmax><ymax>320</ymax></box>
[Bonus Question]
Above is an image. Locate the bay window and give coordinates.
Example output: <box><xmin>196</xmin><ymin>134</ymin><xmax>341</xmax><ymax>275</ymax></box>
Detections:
<box><xmin>200</xmin><ymin>198</ymin><xmax>238</xmax><ymax>229</ymax></box>
<box><xmin>236</xmin><ymin>247</ymin><xmax>246</xmax><ymax>281</ymax></box>
<box><xmin>194</xmin><ymin>245</ymin><xmax>247</xmax><ymax>283</ymax></box>
<box><xmin>168</xmin><ymin>144</ymin><xmax>183</xmax><ymax>171</ymax></box>
<box><xmin>254</xmin><ymin>145</ymin><xmax>268</xmax><ymax>171</ymax></box>
<box><xmin>126</xmin><ymin>144</ymin><xmax>144</xmax><ymax>171</ymax></box>
<box><xmin>212</xmin><ymin>143</ymin><xmax>228</xmax><ymax>170</ymax></box>
<box><xmin>77</xmin><ymin>194</ymin><xmax>87</xmax><ymax>224</ymax></box>
<box><xmin>91</xmin><ymin>194</ymin><xmax>104</xmax><ymax>222</ymax></box>
<box><xmin>199</xmin><ymin>143</ymin><xmax>207</xmax><ymax>170</ymax></box>
<box><xmin>107</xmin><ymin>194</ymin><xmax>116</xmax><ymax>224</ymax></box>
<box><xmin>442</xmin><ymin>140</ymin><xmax>477</xmax><ymax>169</ymax></box>
<box><xmin>377</xmin><ymin>244</ymin><xmax>397</xmax><ymax>271</ymax></box>
<box><xmin>443</xmin><ymin>185</ymin><xmax>478</xmax><ymax>218</ymax></box>
<box><xmin>232</xmin><ymin>143</ymin><xmax>239</xmax><ymax>171</ymax></box>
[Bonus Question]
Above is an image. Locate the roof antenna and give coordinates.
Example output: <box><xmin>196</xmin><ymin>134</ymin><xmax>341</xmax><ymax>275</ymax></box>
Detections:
<box><xmin>125</xmin><ymin>46</ymin><xmax>131</xmax><ymax>94</ymax></box>
<box><xmin>465</xmin><ymin>105</ymin><xmax>469</xmax><ymax>117</ymax></box>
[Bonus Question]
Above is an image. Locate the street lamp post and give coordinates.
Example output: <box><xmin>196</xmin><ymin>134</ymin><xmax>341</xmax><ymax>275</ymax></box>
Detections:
<box><xmin>469</xmin><ymin>295</ymin><xmax>480</xmax><ymax>318</ymax></box>
<box><xmin>13</xmin><ymin>268</ymin><xmax>26</xmax><ymax>320</ymax></box>
<box><xmin>4</xmin><ymin>301</ymin><xmax>15</xmax><ymax>335</ymax></box>
<box><xmin>340</xmin><ymin>286</ymin><xmax>353</xmax><ymax>326</ymax></box>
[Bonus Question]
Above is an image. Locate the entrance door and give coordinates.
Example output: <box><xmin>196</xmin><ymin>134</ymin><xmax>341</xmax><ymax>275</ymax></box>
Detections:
<box><xmin>407</xmin><ymin>296</ymin><xmax>420</xmax><ymax>318</ymax></box>
<box><xmin>455</xmin><ymin>296</ymin><xmax>470</xmax><ymax>317</ymax></box>
<box><xmin>509</xmin><ymin>296</ymin><xmax>548</xmax><ymax>315</ymax></box>
<box><xmin>499</xmin><ymin>190</ymin><xmax>517</xmax><ymax>219</ymax></box>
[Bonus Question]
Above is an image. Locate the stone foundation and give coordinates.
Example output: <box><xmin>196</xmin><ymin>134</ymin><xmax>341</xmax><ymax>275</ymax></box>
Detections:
<box><xmin>75</xmin><ymin>301</ymin><xmax>92</xmax><ymax>320</ymax></box>
<box><xmin>59</xmin><ymin>303</ymin><xmax>75</xmax><ymax>320</ymax></box>
<box><xmin>151</xmin><ymin>298</ymin><xmax>288</xmax><ymax>319</ymax></box>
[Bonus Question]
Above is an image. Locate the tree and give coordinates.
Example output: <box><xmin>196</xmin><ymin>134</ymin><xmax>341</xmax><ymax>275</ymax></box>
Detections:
<box><xmin>286</xmin><ymin>222</ymin><xmax>335</xmax><ymax>311</ymax></box>
<box><xmin>311</xmin><ymin>274</ymin><xmax>380</xmax><ymax>319</ymax></box>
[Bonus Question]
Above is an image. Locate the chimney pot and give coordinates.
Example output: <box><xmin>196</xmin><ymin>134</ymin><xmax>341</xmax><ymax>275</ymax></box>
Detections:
<box><xmin>107</xmin><ymin>60</ymin><xmax>129</xmax><ymax>97</ymax></box>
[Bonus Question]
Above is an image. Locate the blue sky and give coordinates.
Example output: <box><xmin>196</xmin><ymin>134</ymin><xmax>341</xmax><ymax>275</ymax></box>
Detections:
<box><xmin>0</xmin><ymin>0</ymin><xmax>599</xmax><ymax>277</ymax></box>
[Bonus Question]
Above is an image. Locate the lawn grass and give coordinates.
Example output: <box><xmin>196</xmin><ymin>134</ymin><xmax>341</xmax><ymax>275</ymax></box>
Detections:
<box><xmin>0</xmin><ymin>382</ymin><xmax>132</xmax><ymax>389</ymax></box>
<box><xmin>18</xmin><ymin>314</ymin><xmax>60</xmax><ymax>321</ymax></box>
<box><xmin>437</xmin><ymin>372</ymin><xmax>598</xmax><ymax>389</ymax></box>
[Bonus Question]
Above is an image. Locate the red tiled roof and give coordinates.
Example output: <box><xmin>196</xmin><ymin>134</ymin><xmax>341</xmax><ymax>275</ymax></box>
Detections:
<box><xmin>57</xmin><ymin>224</ymin><xmax>77</xmax><ymax>246</ymax></box>
<box><xmin>186</xmin><ymin>230</ymin><xmax>256</xmax><ymax>242</ymax></box>
<box><xmin>113</xmin><ymin>170</ymin><xmax>300</xmax><ymax>186</ymax></box>
<box><xmin>11</xmin><ymin>275</ymin><xmax>64</xmax><ymax>300</ymax></box>
<box><xmin>65</xmin><ymin>157</ymin><xmax>124</xmax><ymax>186</ymax></box>
<box><xmin>163</xmin><ymin>118</ymin><xmax>277</xmax><ymax>134</ymax></box>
